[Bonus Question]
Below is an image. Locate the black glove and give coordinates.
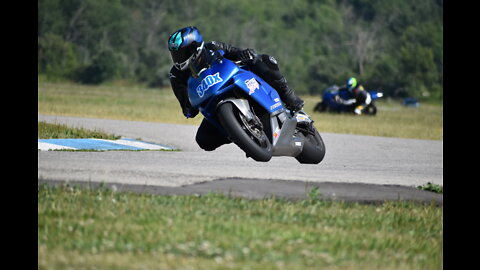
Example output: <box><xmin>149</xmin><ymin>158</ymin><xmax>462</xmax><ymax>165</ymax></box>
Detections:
<box><xmin>184</xmin><ymin>107</ymin><xmax>199</xmax><ymax>119</ymax></box>
<box><xmin>238</xmin><ymin>48</ymin><xmax>257</xmax><ymax>63</ymax></box>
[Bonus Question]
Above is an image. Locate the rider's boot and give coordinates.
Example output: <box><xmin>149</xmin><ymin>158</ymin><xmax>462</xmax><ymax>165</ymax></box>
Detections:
<box><xmin>270</xmin><ymin>76</ymin><xmax>305</xmax><ymax>112</ymax></box>
<box><xmin>251</xmin><ymin>54</ymin><xmax>305</xmax><ymax>112</ymax></box>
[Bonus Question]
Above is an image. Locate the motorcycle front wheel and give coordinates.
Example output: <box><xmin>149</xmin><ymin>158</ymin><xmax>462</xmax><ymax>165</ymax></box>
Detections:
<box><xmin>217</xmin><ymin>102</ymin><xmax>273</xmax><ymax>162</ymax></box>
<box><xmin>363</xmin><ymin>104</ymin><xmax>377</xmax><ymax>115</ymax></box>
<box><xmin>295</xmin><ymin>126</ymin><xmax>326</xmax><ymax>164</ymax></box>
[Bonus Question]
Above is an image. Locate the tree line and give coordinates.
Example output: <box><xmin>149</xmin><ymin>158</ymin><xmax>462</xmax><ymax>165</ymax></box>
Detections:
<box><xmin>38</xmin><ymin>0</ymin><xmax>443</xmax><ymax>100</ymax></box>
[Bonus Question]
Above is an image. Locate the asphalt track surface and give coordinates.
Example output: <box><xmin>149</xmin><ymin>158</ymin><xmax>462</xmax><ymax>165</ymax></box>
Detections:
<box><xmin>38</xmin><ymin>114</ymin><xmax>443</xmax><ymax>204</ymax></box>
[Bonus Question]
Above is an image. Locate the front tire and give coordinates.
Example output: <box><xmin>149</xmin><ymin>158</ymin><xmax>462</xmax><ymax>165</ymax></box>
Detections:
<box><xmin>217</xmin><ymin>102</ymin><xmax>273</xmax><ymax>162</ymax></box>
<box><xmin>363</xmin><ymin>104</ymin><xmax>377</xmax><ymax>115</ymax></box>
<box><xmin>295</xmin><ymin>126</ymin><xmax>326</xmax><ymax>164</ymax></box>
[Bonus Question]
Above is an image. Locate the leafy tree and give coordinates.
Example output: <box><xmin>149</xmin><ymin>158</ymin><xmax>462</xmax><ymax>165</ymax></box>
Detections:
<box><xmin>37</xmin><ymin>0</ymin><xmax>443</xmax><ymax>101</ymax></box>
<box><xmin>38</xmin><ymin>33</ymin><xmax>79</xmax><ymax>79</ymax></box>
<box><xmin>75</xmin><ymin>48</ymin><xmax>122</xmax><ymax>84</ymax></box>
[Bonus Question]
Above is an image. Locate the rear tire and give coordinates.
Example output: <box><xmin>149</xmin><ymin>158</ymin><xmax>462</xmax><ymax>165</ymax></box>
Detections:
<box><xmin>217</xmin><ymin>102</ymin><xmax>273</xmax><ymax>162</ymax></box>
<box><xmin>313</xmin><ymin>101</ymin><xmax>327</xmax><ymax>112</ymax></box>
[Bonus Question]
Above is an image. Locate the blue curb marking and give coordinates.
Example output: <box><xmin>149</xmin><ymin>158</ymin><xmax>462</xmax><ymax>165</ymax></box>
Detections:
<box><xmin>38</xmin><ymin>139</ymin><xmax>143</xmax><ymax>151</ymax></box>
<box><xmin>38</xmin><ymin>138</ymin><xmax>174</xmax><ymax>151</ymax></box>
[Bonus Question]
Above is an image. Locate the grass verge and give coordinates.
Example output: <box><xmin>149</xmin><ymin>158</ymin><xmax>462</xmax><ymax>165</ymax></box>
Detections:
<box><xmin>38</xmin><ymin>184</ymin><xmax>443</xmax><ymax>270</ymax></box>
<box><xmin>38</xmin><ymin>81</ymin><xmax>443</xmax><ymax>140</ymax></box>
<box><xmin>417</xmin><ymin>182</ymin><xmax>443</xmax><ymax>194</ymax></box>
<box><xmin>38</xmin><ymin>121</ymin><xmax>120</xmax><ymax>140</ymax></box>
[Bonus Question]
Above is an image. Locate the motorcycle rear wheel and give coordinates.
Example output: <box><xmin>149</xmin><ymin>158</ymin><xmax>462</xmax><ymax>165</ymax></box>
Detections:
<box><xmin>313</xmin><ymin>101</ymin><xmax>327</xmax><ymax>112</ymax></box>
<box><xmin>217</xmin><ymin>102</ymin><xmax>273</xmax><ymax>162</ymax></box>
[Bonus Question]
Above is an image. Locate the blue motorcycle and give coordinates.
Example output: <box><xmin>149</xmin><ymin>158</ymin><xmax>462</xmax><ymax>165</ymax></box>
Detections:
<box><xmin>313</xmin><ymin>85</ymin><xmax>383</xmax><ymax>115</ymax></box>
<box><xmin>187</xmin><ymin>49</ymin><xmax>325</xmax><ymax>164</ymax></box>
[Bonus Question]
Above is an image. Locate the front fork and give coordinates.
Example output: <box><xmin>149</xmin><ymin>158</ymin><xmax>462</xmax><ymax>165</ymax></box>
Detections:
<box><xmin>217</xmin><ymin>98</ymin><xmax>306</xmax><ymax>157</ymax></box>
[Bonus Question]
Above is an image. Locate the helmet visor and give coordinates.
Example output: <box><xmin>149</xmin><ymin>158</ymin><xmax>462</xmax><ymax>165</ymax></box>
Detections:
<box><xmin>346</xmin><ymin>77</ymin><xmax>357</xmax><ymax>91</ymax></box>
<box><xmin>171</xmin><ymin>42</ymin><xmax>204</xmax><ymax>71</ymax></box>
<box><xmin>171</xmin><ymin>47</ymin><xmax>191</xmax><ymax>70</ymax></box>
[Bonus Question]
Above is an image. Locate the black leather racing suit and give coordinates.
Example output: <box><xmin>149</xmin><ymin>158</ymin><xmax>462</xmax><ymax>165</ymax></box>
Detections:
<box><xmin>337</xmin><ymin>84</ymin><xmax>370</xmax><ymax>113</ymax></box>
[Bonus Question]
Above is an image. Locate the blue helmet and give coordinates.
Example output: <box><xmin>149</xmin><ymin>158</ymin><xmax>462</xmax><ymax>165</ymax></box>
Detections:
<box><xmin>168</xmin><ymin>26</ymin><xmax>204</xmax><ymax>70</ymax></box>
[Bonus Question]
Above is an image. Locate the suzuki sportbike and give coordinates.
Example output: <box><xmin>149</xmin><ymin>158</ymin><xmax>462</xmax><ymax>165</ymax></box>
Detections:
<box><xmin>187</xmin><ymin>50</ymin><xmax>326</xmax><ymax>164</ymax></box>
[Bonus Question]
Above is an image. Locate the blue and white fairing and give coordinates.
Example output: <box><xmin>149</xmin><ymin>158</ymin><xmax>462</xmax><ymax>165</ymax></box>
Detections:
<box><xmin>369</xmin><ymin>91</ymin><xmax>383</xmax><ymax>100</ymax></box>
<box><xmin>187</xmin><ymin>52</ymin><xmax>284</xmax><ymax>122</ymax></box>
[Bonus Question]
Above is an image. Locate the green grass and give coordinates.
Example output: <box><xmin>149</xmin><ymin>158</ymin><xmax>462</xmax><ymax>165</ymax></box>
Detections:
<box><xmin>417</xmin><ymin>182</ymin><xmax>443</xmax><ymax>194</ymax></box>
<box><xmin>38</xmin><ymin>81</ymin><xmax>202</xmax><ymax>126</ymax></box>
<box><xmin>38</xmin><ymin>81</ymin><xmax>443</xmax><ymax>140</ymax></box>
<box><xmin>38</xmin><ymin>81</ymin><xmax>443</xmax><ymax>269</ymax></box>
<box><xmin>38</xmin><ymin>121</ymin><xmax>120</xmax><ymax>140</ymax></box>
<box><xmin>38</xmin><ymin>184</ymin><xmax>443</xmax><ymax>270</ymax></box>
<box><xmin>303</xmin><ymin>96</ymin><xmax>443</xmax><ymax>140</ymax></box>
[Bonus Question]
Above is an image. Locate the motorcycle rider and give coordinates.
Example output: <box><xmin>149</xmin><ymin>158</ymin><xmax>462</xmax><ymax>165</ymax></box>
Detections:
<box><xmin>335</xmin><ymin>77</ymin><xmax>371</xmax><ymax>115</ymax></box>
<box><xmin>168</xmin><ymin>26</ymin><xmax>306</xmax><ymax>151</ymax></box>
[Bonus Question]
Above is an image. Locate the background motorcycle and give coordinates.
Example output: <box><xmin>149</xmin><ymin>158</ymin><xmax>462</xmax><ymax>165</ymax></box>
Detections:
<box><xmin>313</xmin><ymin>85</ymin><xmax>383</xmax><ymax>115</ymax></box>
<box><xmin>187</xmin><ymin>50</ymin><xmax>325</xmax><ymax>164</ymax></box>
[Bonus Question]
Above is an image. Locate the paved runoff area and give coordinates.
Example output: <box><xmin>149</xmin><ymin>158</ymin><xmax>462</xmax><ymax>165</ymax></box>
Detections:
<box><xmin>38</xmin><ymin>115</ymin><xmax>443</xmax><ymax>204</ymax></box>
<box><xmin>38</xmin><ymin>138</ymin><xmax>175</xmax><ymax>151</ymax></box>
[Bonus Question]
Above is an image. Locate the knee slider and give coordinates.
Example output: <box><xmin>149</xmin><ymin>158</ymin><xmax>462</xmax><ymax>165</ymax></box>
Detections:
<box><xmin>261</xmin><ymin>54</ymin><xmax>280</xmax><ymax>71</ymax></box>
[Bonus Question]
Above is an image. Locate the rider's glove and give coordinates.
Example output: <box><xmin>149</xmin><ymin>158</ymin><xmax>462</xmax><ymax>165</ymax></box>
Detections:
<box><xmin>184</xmin><ymin>107</ymin><xmax>199</xmax><ymax>119</ymax></box>
<box><xmin>238</xmin><ymin>48</ymin><xmax>257</xmax><ymax>63</ymax></box>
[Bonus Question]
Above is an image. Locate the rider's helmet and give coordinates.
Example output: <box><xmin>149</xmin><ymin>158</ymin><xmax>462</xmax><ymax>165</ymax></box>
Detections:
<box><xmin>168</xmin><ymin>26</ymin><xmax>204</xmax><ymax>71</ymax></box>
<box><xmin>346</xmin><ymin>77</ymin><xmax>358</xmax><ymax>93</ymax></box>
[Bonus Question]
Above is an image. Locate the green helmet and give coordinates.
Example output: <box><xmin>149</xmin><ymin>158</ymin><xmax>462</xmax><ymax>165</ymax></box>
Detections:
<box><xmin>346</xmin><ymin>77</ymin><xmax>358</xmax><ymax>92</ymax></box>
